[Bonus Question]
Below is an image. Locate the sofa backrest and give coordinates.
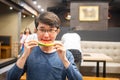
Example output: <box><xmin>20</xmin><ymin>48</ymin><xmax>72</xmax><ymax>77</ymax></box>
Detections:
<box><xmin>81</xmin><ymin>41</ymin><xmax>120</xmax><ymax>63</ymax></box>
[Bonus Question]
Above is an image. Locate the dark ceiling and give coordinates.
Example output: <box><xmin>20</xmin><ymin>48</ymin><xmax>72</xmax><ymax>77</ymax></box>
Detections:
<box><xmin>23</xmin><ymin>0</ymin><xmax>120</xmax><ymax>13</ymax></box>
<box><xmin>0</xmin><ymin>0</ymin><xmax>120</xmax><ymax>15</ymax></box>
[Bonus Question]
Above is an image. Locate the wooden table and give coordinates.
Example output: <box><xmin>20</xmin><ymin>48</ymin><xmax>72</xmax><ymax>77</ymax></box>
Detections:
<box><xmin>83</xmin><ymin>76</ymin><xmax>119</xmax><ymax>80</ymax></box>
<box><xmin>83</xmin><ymin>53</ymin><xmax>113</xmax><ymax>77</ymax></box>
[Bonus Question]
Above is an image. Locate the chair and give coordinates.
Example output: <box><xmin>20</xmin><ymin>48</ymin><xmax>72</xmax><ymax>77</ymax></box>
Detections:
<box><xmin>69</xmin><ymin>49</ymin><xmax>82</xmax><ymax>70</ymax></box>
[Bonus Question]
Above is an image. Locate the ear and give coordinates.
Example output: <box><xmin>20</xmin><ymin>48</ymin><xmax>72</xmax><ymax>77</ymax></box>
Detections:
<box><xmin>34</xmin><ymin>28</ymin><xmax>37</xmax><ymax>33</ymax></box>
<box><xmin>57</xmin><ymin>28</ymin><xmax>60</xmax><ymax>34</ymax></box>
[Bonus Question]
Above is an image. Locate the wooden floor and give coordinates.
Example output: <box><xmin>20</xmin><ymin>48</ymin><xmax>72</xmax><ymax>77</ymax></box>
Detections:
<box><xmin>0</xmin><ymin>71</ymin><xmax>119</xmax><ymax>80</ymax></box>
<box><xmin>20</xmin><ymin>73</ymin><xmax>26</xmax><ymax>80</ymax></box>
<box><xmin>20</xmin><ymin>73</ymin><xmax>120</xmax><ymax>80</ymax></box>
<box><xmin>83</xmin><ymin>76</ymin><xmax>120</xmax><ymax>80</ymax></box>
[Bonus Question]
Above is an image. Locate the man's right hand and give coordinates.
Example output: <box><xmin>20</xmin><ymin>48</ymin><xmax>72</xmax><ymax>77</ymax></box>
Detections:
<box><xmin>16</xmin><ymin>40</ymin><xmax>38</xmax><ymax>69</ymax></box>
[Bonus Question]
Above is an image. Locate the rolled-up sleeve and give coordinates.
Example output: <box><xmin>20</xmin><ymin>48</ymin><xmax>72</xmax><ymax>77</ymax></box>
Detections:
<box><xmin>7</xmin><ymin>64</ymin><xmax>24</xmax><ymax>80</ymax></box>
<box><xmin>65</xmin><ymin>50</ymin><xmax>83</xmax><ymax>80</ymax></box>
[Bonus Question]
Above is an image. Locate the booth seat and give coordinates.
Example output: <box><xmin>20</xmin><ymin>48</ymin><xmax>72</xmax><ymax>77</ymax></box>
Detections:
<box><xmin>81</xmin><ymin>41</ymin><xmax>120</xmax><ymax>74</ymax></box>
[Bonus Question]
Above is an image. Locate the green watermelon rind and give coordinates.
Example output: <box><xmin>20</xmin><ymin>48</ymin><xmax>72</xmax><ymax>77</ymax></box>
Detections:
<box><xmin>38</xmin><ymin>42</ymin><xmax>54</xmax><ymax>46</ymax></box>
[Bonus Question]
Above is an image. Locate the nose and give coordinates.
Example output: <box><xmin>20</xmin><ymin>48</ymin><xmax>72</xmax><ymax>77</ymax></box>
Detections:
<box><xmin>43</xmin><ymin>32</ymin><xmax>49</xmax><ymax>37</ymax></box>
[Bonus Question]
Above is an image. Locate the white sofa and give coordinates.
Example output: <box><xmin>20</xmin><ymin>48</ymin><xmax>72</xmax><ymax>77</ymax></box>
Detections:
<box><xmin>80</xmin><ymin>41</ymin><xmax>120</xmax><ymax>74</ymax></box>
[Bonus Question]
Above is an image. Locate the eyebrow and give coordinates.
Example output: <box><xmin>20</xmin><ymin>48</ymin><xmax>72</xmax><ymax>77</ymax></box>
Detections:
<box><xmin>38</xmin><ymin>27</ymin><xmax>57</xmax><ymax>29</ymax></box>
<box><xmin>38</xmin><ymin>27</ymin><xmax>44</xmax><ymax>28</ymax></box>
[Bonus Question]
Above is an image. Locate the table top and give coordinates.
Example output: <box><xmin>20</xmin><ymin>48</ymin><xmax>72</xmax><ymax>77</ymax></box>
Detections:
<box><xmin>83</xmin><ymin>53</ymin><xmax>113</xmax><ymax>62</ymax></box>
<box><xmin>0</xmin><ymin>58</ymin><xmax>16</xmax><ymax>64</ymax></box>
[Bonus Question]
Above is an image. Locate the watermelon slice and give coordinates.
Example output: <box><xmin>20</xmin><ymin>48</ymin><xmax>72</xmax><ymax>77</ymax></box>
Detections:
<box><xmin>38</xmin><ymin>41</ymin><xmax>54</xmax><ymax>47</ymax></box>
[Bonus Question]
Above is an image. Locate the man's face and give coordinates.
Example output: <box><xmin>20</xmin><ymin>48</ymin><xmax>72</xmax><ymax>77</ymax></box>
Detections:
<box><xmin>37</xmin><ymin>22</ymin><xmax>60</xmax><ymax>43</ymax></box>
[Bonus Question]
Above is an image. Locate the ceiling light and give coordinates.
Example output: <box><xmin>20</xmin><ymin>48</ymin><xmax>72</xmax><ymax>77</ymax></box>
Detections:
<box><xmin>37</xmin><ymin>5</ymin><xmax>41</xmax><ymax>9</ymax></box>
<box><xmin>33</xmin><ymin>0</ymin><xmax>37</xmax><ymax>5</ymax></box>
<box><xmin>32</xmin><ymin>15</ymin><xmax>35</xmax><ymax>18</ymax></box>
<box><xmin>22</xmin><ymin>15</ymin><xmax>26</xmax><ymax>18</ymax></box>
<box><xmin>65</xmin><ymin>12</ymin><xmax>71</xmax><ymax>20</ymax></box>
<box><xmin>9</xmin><ymin>6</ymin><xmax>13</xmax><ymax>10</ymax></box>
<box><xmin>20</xmin><ymin>2</ymin><xmax>24</xmax><ymax>7</ymax></box>
<box><xmin>41</xmin><ymin>9</ymin><xmax>44</xmax><ymax>12</ymax></box>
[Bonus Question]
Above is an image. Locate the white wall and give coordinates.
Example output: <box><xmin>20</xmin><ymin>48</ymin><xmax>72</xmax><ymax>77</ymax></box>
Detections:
<box><xmin>21</xmin><ymin>16</ymin><xmax>35</xmax><ymax>33</ymax></box>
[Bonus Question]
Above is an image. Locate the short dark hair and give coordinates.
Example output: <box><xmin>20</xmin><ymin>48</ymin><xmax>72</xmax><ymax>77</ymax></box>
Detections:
<box><xmin>35</xmin><ymin>12</ymin><xmax>61</xmax><ymax>29</ymax></box>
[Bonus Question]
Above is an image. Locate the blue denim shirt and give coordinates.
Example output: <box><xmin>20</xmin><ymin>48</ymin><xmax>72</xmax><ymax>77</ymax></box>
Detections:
<box><xmin>7</xmin><ymin>46</ymin><xmax>83</xmax><ymax>80</ymax></box>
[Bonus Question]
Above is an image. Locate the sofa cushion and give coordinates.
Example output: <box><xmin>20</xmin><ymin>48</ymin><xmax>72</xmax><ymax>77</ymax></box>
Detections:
<box><xmin>81</xmin><ymin>41</ymin><xmax>120</xmax><ymax>63</ymax></box>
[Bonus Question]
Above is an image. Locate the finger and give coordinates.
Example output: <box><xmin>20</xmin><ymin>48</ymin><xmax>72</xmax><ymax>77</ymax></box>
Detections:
<box><xmin>24</xmin><ymin>41</ymin><xmax>38</xmax><ymax>49</ymax></box>
<box><xmin>54</xmin><ymin>42</ymin><xmax>63</xmax><ymax>47</ymax></box>
<box><xmin>28</xmin><ymin>40</ymin><xmax>38</xmax><ymax>44</ymax></box>
<box><xmin>28</xmin><ymin>41</ymin><xmax>38</xmax><ymax>45</ymax></box>
<box><xmin>28</xmin><ymin>44</ymin><xmax>38</xmax><ymax>49</ymax></box>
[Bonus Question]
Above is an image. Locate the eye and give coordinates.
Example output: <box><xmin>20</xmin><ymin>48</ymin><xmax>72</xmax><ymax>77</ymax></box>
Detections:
<box><xmin>41</xmin><ymin>29</ymin><xmax>45</xmax><ymax>31</ymax></box>
<box><xmin>38</xmin><ymin>29</ymin><xmax>45</xmax><ymax>32</ymax></box>
<box><xmin>49</xmin><ymin>29</ymin><xmax>53</xmax><ymax>32</ymax></box>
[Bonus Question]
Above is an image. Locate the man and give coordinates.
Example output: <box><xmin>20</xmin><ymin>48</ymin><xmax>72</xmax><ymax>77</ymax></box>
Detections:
<box><xmin>7</xmin><ymin>12</ymin><xmax>83</xmax><ymax>80</ymax></box>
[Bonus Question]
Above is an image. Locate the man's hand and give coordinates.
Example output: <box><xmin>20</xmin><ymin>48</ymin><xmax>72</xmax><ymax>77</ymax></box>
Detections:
<box><xmin>16</xmin><ymin>40</ymin><xmax>38</xmax><ymax>69</ymax></box>
<box><xmin>54</xmin><ymin>41</ymin><xmax>70</xmax><ymax>68</ymax></box>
